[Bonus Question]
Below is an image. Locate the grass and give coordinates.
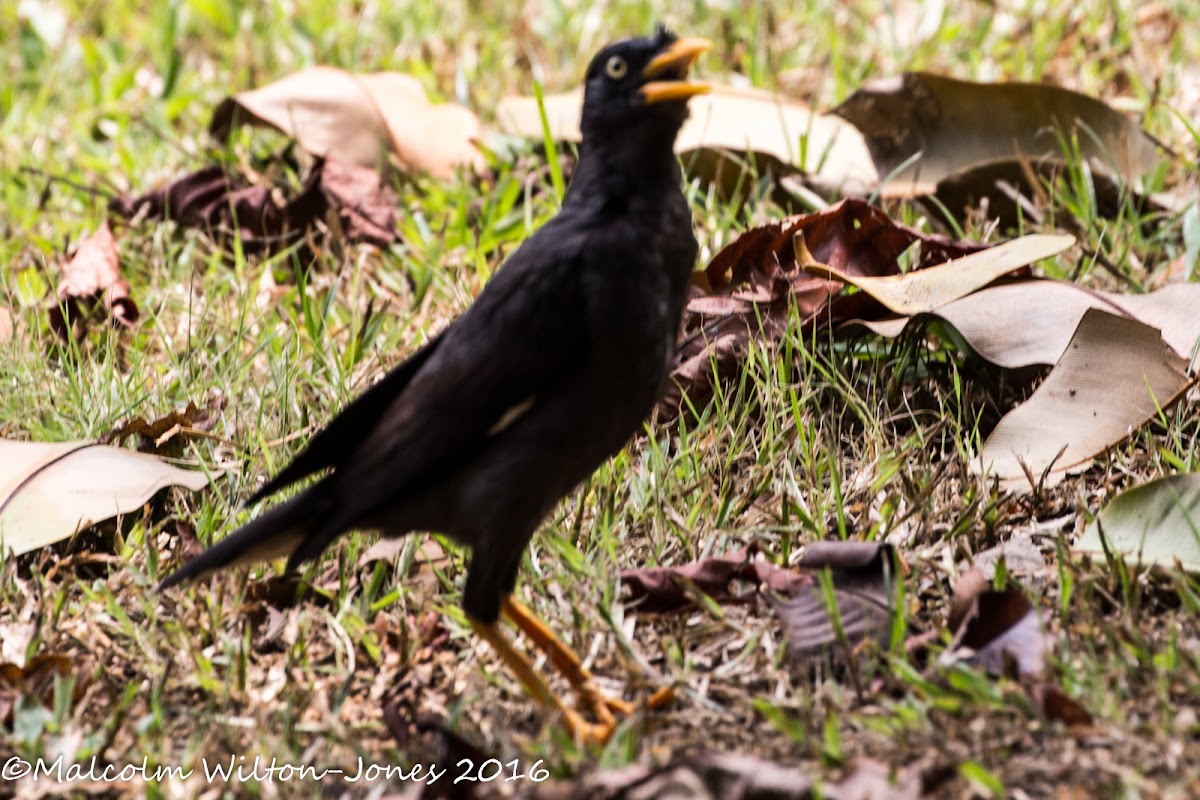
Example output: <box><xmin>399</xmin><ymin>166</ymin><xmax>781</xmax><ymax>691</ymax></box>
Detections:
<box><xmin>2</xmin><ymin>0</ymin><xmax>1200</xmax><ymax>797</ymax></box>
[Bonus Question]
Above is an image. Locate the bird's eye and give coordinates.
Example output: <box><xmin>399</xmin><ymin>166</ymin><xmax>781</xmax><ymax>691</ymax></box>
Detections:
<box><xmin>605</xmin><ymin>55</ymin><xmax>628</xmax><ymax>79</ymax></box>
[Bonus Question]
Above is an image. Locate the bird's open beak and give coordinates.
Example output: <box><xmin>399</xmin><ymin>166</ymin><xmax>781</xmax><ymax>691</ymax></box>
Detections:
<box><xmin>640</xmin><ymin>37</ymin><xmax>711</xmax><ymax>105</ymax></box>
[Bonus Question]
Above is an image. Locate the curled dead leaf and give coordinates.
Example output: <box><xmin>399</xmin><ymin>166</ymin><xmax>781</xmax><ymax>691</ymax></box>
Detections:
<box><xmin>103</xmin><ymin>393</ymin><xmax>225</xmax><ymax>453</ymax></box>
<box><xmin>663</xmin><ymin>199</ymin><xmax>985</xmax><ymax>418</ymax></box>
<box><xmin>111</xmin><ymin>156</ymin><xmax>398</xmax><ymax>252</ymax></box>
<box><xmin>945</xmin><ymin>568</ymin><xmax>1044</xmax><ymax>678</ymax></box>
<box><xmin>978</xmin><ymin>308</ymin><xmax>1195</xmax><ymax>491</ymax></box>
<box><xmin>48</xmin><ymin>221</ymin><xmax>138</xmax><ymax>342</ymax></box>
<box><xmin>0</xmin><ymin>653</ymin><xmax>76</xmax><ymax>726</ymax></box>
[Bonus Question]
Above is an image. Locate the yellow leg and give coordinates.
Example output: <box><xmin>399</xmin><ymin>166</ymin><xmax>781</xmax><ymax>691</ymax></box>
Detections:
<box><xmin>501</xmin><ymin>597</ymin><xmax>676</xmax><ymax>734</ymax></box>
<box><xmin>469</xmin><ymin>616</ymin><xmax>610</xmax><ymax>743</ymax></box>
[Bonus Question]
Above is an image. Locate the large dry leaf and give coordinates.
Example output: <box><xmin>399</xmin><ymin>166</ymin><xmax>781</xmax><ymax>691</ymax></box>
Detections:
<box><xmin>834</xmin><ymin>72</ymin><xmax>1165</xmax><ymax>197</ymax></box>
<box><xmin>849</xmin><ymin>281</ymin><xmax>1200</xmax><ymax>369</ymax></box>
<box><xmin>0</xmin><ymin>440</ymin><xmax>213</xmax><ymax>557</ymax></box>
<box><xmin>663</xmin><ymin>199</ymin><xmax>986</xmax><ymax>417</ymax></box>
<box><xmin>1076</xmin><ymin>474</ymin><xmax>1200</xmax><ymax>573</ymax></box>
<box><xmin>496</xmin><ymin>85</ymin><xmax>879</xmax><ymax>196</ymax></box>
<box><xmin>111</xmin><ymin>156</ymin><xmax>398</xmax><ymax>251</ymax></box>
<box><xmin>48</xmin><ymin>221</ymin><xmax>138</xmax><ymax>342</ymax></box>
<box><xmin>807</xmin><ymin>233</ymin><xmax>1074</xmax><ymax>315</ymax></box>
<box><xmin>979</xmin><ymin>309</ymin><xmax>1195</xmax><ymax>490</ymax></box>
<box><xmin>210</xmin><ymin>66</ymin><xmax>484</xmax><ymax>179</ymax></box>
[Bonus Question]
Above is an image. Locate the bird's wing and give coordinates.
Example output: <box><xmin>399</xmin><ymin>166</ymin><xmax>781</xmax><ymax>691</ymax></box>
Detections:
<box><xmin>328</xmin><ymin>237</ymin><xmax>590</xmax><ymax>511</ymax></box>
<box><xmin>259</xmin><ymin>222</ymin><xmax>590</xmax><ymax>546</ymax></box>
<box><xmin>244</xmin><ymin>329</ymin><xmax>447</xmax><ymax>505</ymax></box>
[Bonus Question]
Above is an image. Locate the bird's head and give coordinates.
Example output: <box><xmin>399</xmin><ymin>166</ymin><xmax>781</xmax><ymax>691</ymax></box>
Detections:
<box><xmin>579</xmin><ymin>25</ymin><xmax>710</xmax><ymax>141</ymax></box>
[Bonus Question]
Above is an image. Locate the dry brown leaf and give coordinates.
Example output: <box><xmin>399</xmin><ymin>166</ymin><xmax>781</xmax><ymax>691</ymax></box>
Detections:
<box><xmin>773</xmin><ymin>542</ymin><xmax>899</xmax><ymax>664</ymax></box>
<box><xmin>662</xmin><ymin>199</ymin><xmax>986</xmax><ymax>417</ymax></box>
<box><xmin>621</xmin><ymin>541</ymin><xmax>902</xmax><ymax>668</ymax></box>
<box><xmin>620</xmin><ymin>545</ymin><xmax>805</xmax><ymax>614</ymax></box>
<box><xmin>0</xmin><ymin>653</ymin><xmax>76</xmax><ymax>726</ymax></box>
<box><xmin>944</xmin><ymin>569</ymin><xmax>1044</xmax><ymax>678</ymax></box>
<box><xmin>496</xmin><ymin>85</ymin><xmax>878</xmax><ymax>197</ymax></box>
<box><xmin>102</xmin><ymin>393</ymin><xmax>225</xmax><ymax>453</ymax></box>
<box><xmin>835</xmin><ymin>72</ymin><xmax>1166</xmax><ymax>198</ymax></box>
<box><xmin>979</xmin><ymin>308</ymin><xmax>1195</xmax><ymax>490</ymax></box>
<box><xmin>48</xmin><ymin>221</ymin><xmax>138</xmax><ymax>342</ymax></box>
<box><xmin>942</xmin><ymin>570</ymin><xmax>1092</xmax><ymax>726</ymax></box>
<box><xmin>807</xmin><ymin>234</ymin><xmax>1074</xmax><ymax>315</ymax></box>
<box><xmin>111</xmin><ymin>156</ymin><xmax>399</xmax><ymax>252</ymax></box>
<box><xmin>210</xmin><ymin>66</ymin><xmax>484</xmax><ymax>179</ymax></box>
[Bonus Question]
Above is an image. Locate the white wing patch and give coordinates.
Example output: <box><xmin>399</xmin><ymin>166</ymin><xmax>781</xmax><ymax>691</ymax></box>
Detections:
<box><xmin>487</xmin><ymin>396</ymin><xmax>536</xmax><ymax>436</ymax></box>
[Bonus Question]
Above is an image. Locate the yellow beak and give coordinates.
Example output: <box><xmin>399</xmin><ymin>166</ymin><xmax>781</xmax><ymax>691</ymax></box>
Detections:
<box><xmin>640</xmin><ymin>36</ymin><xmax>711</xmax><ymax>105</ymax></box>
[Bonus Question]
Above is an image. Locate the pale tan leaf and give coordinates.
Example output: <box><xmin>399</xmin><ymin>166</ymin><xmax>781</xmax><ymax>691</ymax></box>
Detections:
<box><xmin>835</xmin><ymin>72</ymin><xmax>1166</xmax><ymax>196</ymax></box>
<box><xmin>846</xmin><ymin>281</ymin><xmax>1200</xmax><ymax>369</ymax></box>
<box><xmin>0</xmin><ymin>308</ymin><xmax>11</xmax><ymax>344</ymax></box>
<box><xmin>1076</xmin><ymin>474</ymin><xmax>1200</xmax><ymax>573</ymax></box>
<box><xmin>0</xmin><ymin>440</ymin><xmax>214</xmax><ymax>557</ymax></box>
<box><xmin>807</xmin><ymin>234</ymin><xmax>1074</xmax><ymax>315</ymax></box>
<box><xmin>496</xmin><ymin>85</ymin><xmax>879</xmax><ymax>195</ymax></box>
<box><xmin>210</xmin><ymin>66</ymin><xmax>484</xmax><ymax>179</ymax></box>
<box><xmin>979</xmin><ymin>309</ymin><xmax>1194</xmax><ymax>491</ymax></box>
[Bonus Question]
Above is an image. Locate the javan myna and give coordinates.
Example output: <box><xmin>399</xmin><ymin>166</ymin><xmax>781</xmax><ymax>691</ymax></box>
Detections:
<box><xmin>162</xmin><ymin>26</ymin><xmax>709</xmax><ymax>743</ymax></box>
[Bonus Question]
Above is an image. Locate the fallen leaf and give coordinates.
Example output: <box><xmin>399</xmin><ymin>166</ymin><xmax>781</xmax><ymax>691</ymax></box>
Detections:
<box><xmin>102</xmin><ymin>393</ymin><xmax>225</xmax><ymax>453</ymax></box>
<box><xmin>773</xmin><ymin>542</ymin><xmax>899</xmax><ymax>664</ymax></box>
<box><xmin>941</xmin><ymin>570</ymin><xmax>1091</xmax><ymax>725</ymax></box>
<box><xmin>0</xmin><ymin>307</ymin><xmax>12</xmax><ymax>343</ymax></box>
<box><xmin>0</xmin><ymin>440</ymin><xmax>213</xmax><ymax>557</ymax></box>
<box><xmin>806</xmin><ymin>234</ymin><xmax>1075</xmax><ymax>315</ymax></box>
<box><xmin>1075</xmin><ymin>473</ymin><xmax>1200</xmax><ymax>573</ymax></box>
<box><xmin>0</xmin><ymin>654</ymin><xmax>75</xmax><ymax>726</ymax></box>
<box><xmin>846</xmin><ymin>281</ymin><xmax>1200</xmax><ymax>370</ymax></box>
<box><xmin>48</xmin><ymin>221</ymin><xmax>138</xmax><ymax>342</ymax></box>
<box><xmin>979</xmin><ymin>308</ymin><xmax>1195</xmax><ymax>490</ymax></box>
<box><xmin>620</xmin><ymin>544</ymin><xmax>805</xmax><ymax>614</ymax></box>
<box><xmin>111</xmin><ymin>156</ymin><xmax>399</xmax><ymax>252</ymax></box>
<box><xmin>662</xmin><ymin>199</ymin><xmax>986</xmax><ymax>417</ymax></box>
<box><xmin>834</xmin><ymin>72</ymin><xmax>1168</xmax><ymax>209</ymax></box>
<box><xmin>622</xmin><ymin>541</ymin><xmax>902</xmax><ymax>667</ymax></box>
<box><xmin>1027</xmin><ymin>683</ymin><xmax>1094</xmax><ymax>727</ymax></box>
<box><xmin>496</xmin><ymin>85</ymin><xmax>879</xmax><ymax>198</ymax></box>
<box><xmin>944</xmin><ymin>569</ymin><xmax>1045</xmax><ymax>678</ymax></box>
<box><xmin>211</xmin><ymin>66</ymin><xmax>484</xmax><ymax>179</ymax></box>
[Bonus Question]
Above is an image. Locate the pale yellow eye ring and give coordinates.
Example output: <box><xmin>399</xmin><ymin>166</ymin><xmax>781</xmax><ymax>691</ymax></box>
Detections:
<box><xmin>605</xmin><ymin>56</ymin><xmax>628</xmax><ymax>79</ymax></box>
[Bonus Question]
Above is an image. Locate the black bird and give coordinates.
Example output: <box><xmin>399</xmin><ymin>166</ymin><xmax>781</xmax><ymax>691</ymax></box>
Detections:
<box><xmin>161</xmin><ymin>27</ymin><xmax>709</xmax><ymax>742</ymax></box>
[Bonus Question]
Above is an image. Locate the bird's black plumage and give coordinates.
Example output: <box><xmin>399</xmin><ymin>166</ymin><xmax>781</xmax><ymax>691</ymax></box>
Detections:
<box><xmin>161</xmin><ymin>27</ymin><xmax>706</xmax><ymax>627</ymax></box>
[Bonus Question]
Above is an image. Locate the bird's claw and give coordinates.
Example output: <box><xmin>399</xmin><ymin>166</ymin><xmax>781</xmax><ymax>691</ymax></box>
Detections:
<box><xmin>566</xmin><ymin>681</ymin><xmax>676</xmax><ymax>744</ymax></box>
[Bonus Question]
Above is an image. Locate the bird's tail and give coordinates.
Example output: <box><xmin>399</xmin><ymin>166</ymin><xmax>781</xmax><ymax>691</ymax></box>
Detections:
<box><xmin>158</xmin><ymin>487</ymin><xmax>324</xmax><ymax>589</ymax></box>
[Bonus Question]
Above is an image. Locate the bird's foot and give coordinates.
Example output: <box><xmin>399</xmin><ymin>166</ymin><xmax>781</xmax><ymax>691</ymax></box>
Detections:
<box><xmin>564</xmin><ymin>680</ymin><xmax>675</xmax><ymax>744</ymax></box>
